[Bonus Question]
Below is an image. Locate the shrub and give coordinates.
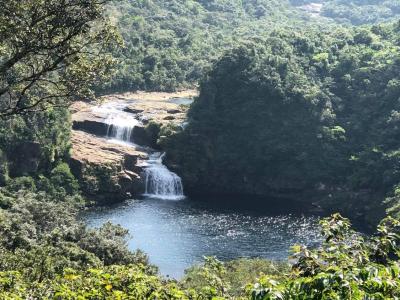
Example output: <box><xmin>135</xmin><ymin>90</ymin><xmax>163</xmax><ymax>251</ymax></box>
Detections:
<box><xmin>50</xmin><ymin>163</ymin><xmax>79</xmax><ymax>194</ymax></box>
<box><xmin>6</xmin><ymin>177</ymin><xmax>36</xmax><ymax>193</ymax></box>
<box><xmin>249</xmin><ymin>214</ymin><xmax>400</xmax><ymax>299</ymax></box>
<box><xmin>183</xmin><ymin>258</ymin><xmax>289</xmax><ymax>298</ymax></box>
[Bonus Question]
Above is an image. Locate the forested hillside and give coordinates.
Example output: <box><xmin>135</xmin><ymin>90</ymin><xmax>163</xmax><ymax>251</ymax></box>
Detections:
<box><xmin>98</xmin><ymin>0</ymin><xmax>310</xmax><ymax>93</ymax></box>
<box><xmin>3</xmin><ymin>0</ymin><xmax>400</xmax><ymax>298</ymax></box>
<box><xmin>163</xmin><ymin>22</ymin><xmax>400</xmax><ymax>225</ymax></box>
<box><xmin>100</xmin><ymin>0</ymin><xmax>400</xmax><ymax>94</ymax></box>
<box><xmin>291</xmin><ymin>0</ymin><xmax>400</xmax><ymax>25</ymax></box>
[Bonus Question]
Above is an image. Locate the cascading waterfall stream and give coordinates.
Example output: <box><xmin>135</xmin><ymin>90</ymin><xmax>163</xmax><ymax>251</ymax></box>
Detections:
<box><xmin>105</xmin><ymin>114</ymin><xmax>138</xmax><ymax>142</ymax></box>
<box><xmin>93</xmin><ymin>101</ymin><xmax>185</xmax><ymax>200</ymax></box>
<box><xmin>93</xmin><ymin>102</ymin><xmax>139</xmax><ymax>144</ymax></box>
<box><xmin>143</xmin><ymin>153</ymin><xmax>185</xmax><ymax>201</ymax></box>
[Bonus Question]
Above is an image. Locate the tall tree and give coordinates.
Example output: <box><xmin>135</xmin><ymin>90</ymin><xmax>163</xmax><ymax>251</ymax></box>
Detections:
<box><xmin>0</xmin><ymin>0</ymin><xmax>118</xmax><ymax>117</ymax></box>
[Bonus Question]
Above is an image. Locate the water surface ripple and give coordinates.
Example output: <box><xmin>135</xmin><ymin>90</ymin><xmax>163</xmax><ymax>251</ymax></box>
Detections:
<box><xmin>85</xmin><ymin>198</ymin><xmax>322</xmax><ymax>278</ymax></box>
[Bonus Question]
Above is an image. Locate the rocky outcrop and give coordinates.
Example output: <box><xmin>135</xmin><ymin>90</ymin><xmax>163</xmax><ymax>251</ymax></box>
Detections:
<box><xmin>69</xmin><ymin>131</ymin><xmax>147</xmax><ymax>203</ymax></box>
<box><xmin>122</xmin><ymin>95</ymin><xmax>189</xmax><ymax>126</ymax></box>
<box><xmin>71</xmin><ymin>91</ymin><xmax>195</xmax><ymax>141</ymax></box>
<box><xmin>69</xmin><ymin>90</ymin><xmax>196</xmax><ymax>203</ymax></box>
<box><xmin>71</xmin><ymin>102</ymin><xmax>109</xmax><ymax>136</ymax></box>
<box><xmin>107</xmin><ymin>90</ymin><xmax>195</xmax><ymax>125</ymax></box>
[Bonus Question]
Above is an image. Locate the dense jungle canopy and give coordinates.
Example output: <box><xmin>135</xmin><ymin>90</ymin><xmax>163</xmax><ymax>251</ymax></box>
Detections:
<box><xmin>2</xmin><ymin>0</ymin><xmax>400</xmax><ymax>299</ymax></box>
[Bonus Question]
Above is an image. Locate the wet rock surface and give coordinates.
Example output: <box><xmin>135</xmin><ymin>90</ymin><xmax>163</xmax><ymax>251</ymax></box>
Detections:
<box><xmin>69</xmin><ymin>90</ymin><xmax>196</xmax><ymax>202</ymax></box>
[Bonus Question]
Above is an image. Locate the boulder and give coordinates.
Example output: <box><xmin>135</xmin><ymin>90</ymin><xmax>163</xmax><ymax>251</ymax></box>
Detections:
<box><xmin>71</xmin><ymin>101</ymin><xmax>109</xmax><ymax>137</ymax></box>
<box><xmin>118</xmin><ymin>92</ymin><xmax>191</xmax><ymax>126</ymax></box>
<box><xmin>72</xmin><ymin>119</ymin><xmax>108</xmax><ymax>136</ymax></box>
<box><xmin>131</xmin><ymin>126</ymin><xmax>151</xmax><ymax>147</ymax></box>
<box><xmin>123</xmin><ymin>154</ymin><xmax>138</xmax><ymax>172</ymax></box>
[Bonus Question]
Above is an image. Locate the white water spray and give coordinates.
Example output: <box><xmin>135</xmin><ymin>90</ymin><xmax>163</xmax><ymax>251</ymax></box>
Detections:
<box><xmin>92</xmin><ymin>101</ymin><xmax>185</xmax><ymax>200</ymax></box>
<box><xmin>93</xmin><ymin>102</ymin><xmax>139</xmax><ymax>143</ymax></box>
<box><xmin>143</xmin><ymin>153</ymin><xmax>185</xmax><ymax>201</ymax></box>
<box><xmin>105</xmin><ymin>114</ymin><xmax>139</xmax><ymax>142</ymax></box>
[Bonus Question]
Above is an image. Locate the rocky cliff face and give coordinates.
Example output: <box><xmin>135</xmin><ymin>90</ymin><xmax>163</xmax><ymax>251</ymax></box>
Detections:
<box><xmin>69</xmin><ymin>90</ymin><xmax>196</xmax><ymax>203</ymax></box>
<box><xmin>69</xmin><ymin>130</ymin><xmax>147</xmax><ymax>202</ymax></box>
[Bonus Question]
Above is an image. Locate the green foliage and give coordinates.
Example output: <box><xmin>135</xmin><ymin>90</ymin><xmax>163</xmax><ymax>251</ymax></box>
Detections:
<box><xmin>78</xmin><ymin>222</ymin><xmax>151</xmax><ymax>267</ymax></box>
<box><xmin>6</xmin><ymin>177</ymin><xmax>37</xmax><ymax>193</ymax></box>
<box><xmin>0</xmin><ymin>0</ymin><xmax>118</xmax><ymax>117</ymax></box>
<box><xmin>0</xmin><ymin>108</ymin><xmax>72</xmax><ymax>177</ymax></box>
<box><xmin>98</xmin><ymin>0</ymin><xmax>309</xmax><ymax>93</ymax></box>
<box><xmin>191</xmin><ymin>256</ymin><xmax>231</xmax><ymax>299</ymax></box>
<box><xmin>1</xmin><ymin>213</ymin><xmax>400</xmax><ymax>299</ymax></box>
<box><xmin>0</xmin><ymin>191</ymin><xmax>153</xmax><ymax>286</ymax></box>
<box><xmin>291</xmin><ymin>0</ymin><xmax>400</xmax><ymax>25</ymax></box>
<box><xmin>96</xmin><ymin>0</ymin><xmax>400</xmax><ymax>94</ymax></box>
<box><xmin>322</xmin><ymin>0</ymin><xmax>400</xmax><ymax>25</ymax></box>
<box><xmin>3</xmin><ymin>163</ymin><xmax>79</xmax><ymax>200</ymax></box>
<box><xmin>2</xmin><ymin>1</ymin><xmax>400</xmax><ymax>299</ymax></box>
<box><xmin>165</xmin><ymin>33</ymin><xmax>348</xmax><ymax>196</ymax></box>
<box><xmin>184</xmin><ymin>258</ymin><xmax>289</xmax><ymax>298</ymax></box>
<box><xmin>0</xmin><ymin>265</ymin><xmax>190</xmax><ymax>300</ymax></box>
<box><xmin>249</xmin><ymin>214</ymin><xmax>400</xmax><ymax>299</ymax></box>
<box><xmin>43</xmin><ymin>163</ymin><xmax>79</xmax><ymax>197</ymax></box>
<box><xmin>164</xmin><ymin>23</ymin><xmax>400</xmax><ymax>224</ymax></box>
<box><xmin>79</xmin><ymin>163</ymin><xmax>120</xmax><ymax>197</ymax></box>
<box><xmin>0</xmin><ymin>149</ymin><xmax>8</xmax><ymax>186</ymax></box>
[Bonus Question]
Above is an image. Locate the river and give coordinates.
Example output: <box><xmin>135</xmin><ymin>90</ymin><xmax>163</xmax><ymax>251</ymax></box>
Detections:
<box><xmin>85</xmin><ymin>197</ymin><xmax>322</xmax><ymax>278</ymax></box>
<box><xmin>84</xmin><ymin>99</ymin><xmax>322</xmax><ymax>279</ymax></box>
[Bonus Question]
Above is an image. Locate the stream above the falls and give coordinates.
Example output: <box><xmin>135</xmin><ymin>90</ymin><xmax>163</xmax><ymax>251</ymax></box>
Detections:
<box><xmin>85</xmin><ymin>197</ymin><xmax>322</xmax><ymax>279</ymax></box>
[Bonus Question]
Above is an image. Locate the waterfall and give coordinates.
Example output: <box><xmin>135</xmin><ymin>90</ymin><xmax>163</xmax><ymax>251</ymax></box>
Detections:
<box><xmin>143</xmin><ymin>153</ymin><xmax>185</xmax><ymax>201</ymax></box>
<box><xmin>93</xmin><ymin>101</ymin><xmax>185</xmax><ymax>201</ymax></box>
<box><xmin>105</xmin><ymin>114</ymin><xmax>139</xmax><ymax>142</ymax></box>
<box><xmin>92</xmin><ymin>102</ymin><xmax>139</xmax><ymax>143</ymax></box>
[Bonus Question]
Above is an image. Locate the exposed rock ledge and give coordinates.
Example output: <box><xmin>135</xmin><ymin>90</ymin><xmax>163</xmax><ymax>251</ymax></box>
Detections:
<box><xmin>69</xmin><ymin>130</ymin><xmax>148</xmax><ymax>203</ymax></box>
<box><xmin>71</xmin><ymin>101</ymin><xmax>109</xmax><ymax>137</ymax></box>
<box><xmin>71</xmin><ymin>90</ymin><xmax>197</xmax><ymax>147</ymax></box>
<box><xmin>113</xmin><ymin>90</ymin><xmax>195</xmax><ymax>125</ymax></box>
<box><xmin>69</xmin><ymin>90</ymin><xmax>197</xmax><ymax>203</ymax></box>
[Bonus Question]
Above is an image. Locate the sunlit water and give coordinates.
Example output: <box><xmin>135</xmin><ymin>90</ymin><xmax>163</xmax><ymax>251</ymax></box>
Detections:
<box><xmin>168</xmin><ymin>97</ymin><xmax>194</xmax><ymax>105</ymax></box>
<box><xmin>85</xmin><ymin>198</ymin><xmax>322</xmax><ymax>278</ymax></box>
<box><xmin>87</xmin><ymin>100</ymin><xmax>322</xmax><ymax>278</ymax></box>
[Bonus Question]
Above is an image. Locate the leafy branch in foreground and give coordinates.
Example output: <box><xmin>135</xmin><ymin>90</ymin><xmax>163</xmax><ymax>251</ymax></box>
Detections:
<box><xmin>1</xmin><ymin>208</ymin><xmax>398</xmax><ymax>299</ymax></box>
<box><xmin>0</xmin><ymin>0</ymin><xmax>119</xmax><ymax>118</ymax></box>
<box><xmin>250</xmin><ymin>214</ymin><xmax>400</xmax><ymax>299</ymax></box>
